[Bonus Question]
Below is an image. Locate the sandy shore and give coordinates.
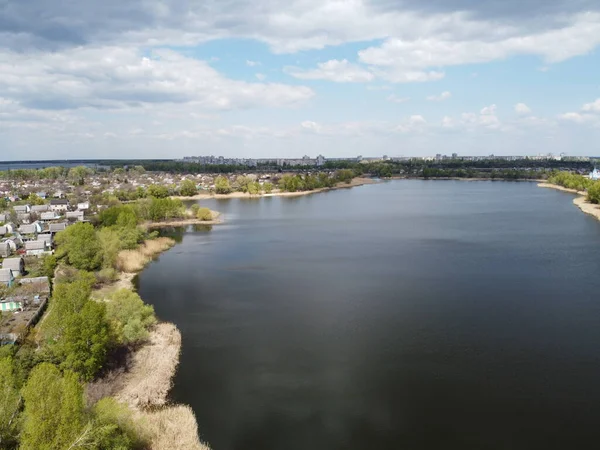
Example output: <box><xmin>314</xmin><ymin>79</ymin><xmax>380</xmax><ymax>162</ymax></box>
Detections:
<box><xmin>538</xmin><ymin>183</ymin><xmax>600</xmax><ymax>222</ymax></box>
<box><xmin>172</xmin><ymin>177</ymin><xmax>378</xmax><ymax>200</ymax></box>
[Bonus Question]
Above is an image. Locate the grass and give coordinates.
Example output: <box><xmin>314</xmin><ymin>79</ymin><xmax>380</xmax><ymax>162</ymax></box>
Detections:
<box><xmin>138</xmin><ymin>406</ymin><xmax>210</xmax><ymax>450</ymax></box>
<box><xmin>116</xmin><ymin>237</ymin><xmax>175</xmax><ymax>273</ymax></box>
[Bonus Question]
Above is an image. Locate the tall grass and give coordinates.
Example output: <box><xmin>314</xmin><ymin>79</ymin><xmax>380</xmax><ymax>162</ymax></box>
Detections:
<box><xmin>116</xmin><ymin>237</ymin><xmax>175</xmax><ymax>272</ymax></box>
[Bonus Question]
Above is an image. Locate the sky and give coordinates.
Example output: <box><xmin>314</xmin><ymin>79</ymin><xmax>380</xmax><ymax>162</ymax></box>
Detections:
<box><xmin>1</xmin><ymin>0</ymin><xmax>600</xmax><ymax>160</ymax></box>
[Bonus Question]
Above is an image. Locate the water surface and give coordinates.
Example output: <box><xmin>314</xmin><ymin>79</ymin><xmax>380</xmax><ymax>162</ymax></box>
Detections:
<box><xmin>138</xmin><ymin>181</ymin><xmax>600</xmax><ymax>450</ymax></box>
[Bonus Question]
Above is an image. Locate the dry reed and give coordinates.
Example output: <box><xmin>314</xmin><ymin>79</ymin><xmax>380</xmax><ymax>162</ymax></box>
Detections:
<box><xmin>116</xmin><ymin>237</ymin><xmax>175</xmax><ymax>273</ymax></box>
<box><xmin>137</xmin><ymin>406</ymin><xmax>210</xmax><ymax>450</ymax></box>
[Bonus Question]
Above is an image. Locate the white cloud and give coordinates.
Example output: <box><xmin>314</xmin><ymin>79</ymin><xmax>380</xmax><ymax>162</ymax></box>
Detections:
<box><xmin>285</xmin><ymin>59</ymin><xmax>374</xmax><ymax>82</ymax></box>
<box><xmin>387</xmin><ymin>95</ymin><xmax>410</xmax><ymax>103</ymax></box>
<box><xmin>0</xmin><ymin>47</ymin><xmax>314</xmax><ymax>111</ymax></box>
<box><xmin>246</xmin><ymin>60</ymin><xmax>261</xmax><ymax>67</ymax></box>
<box><xmin>255</xmin><ymin>73</ymin><xmax>266</xmax><ymax>80</ymax></box>
<box><xmin>559</xmin><ymin>112</ymin><xmax>598</xmax><ymax>124</ymax></box>
<box><xmin>515</xmin><ymin>103</ymin><xmax>532</xmax><ymax>115</ymax></box>
<box><xmin>442</xmin><ymin>116</ymin><xmax>454</xmax><ymax>128</ymax></box>
<box><xmin>426</xmin><ymin>91</ymin><xmax>451</xmax><ymax>101</ymax></box>
<box><xmin>582</xmin><ymin>98</ymin><xmax>600</xmax><ymax>112</ymax></box>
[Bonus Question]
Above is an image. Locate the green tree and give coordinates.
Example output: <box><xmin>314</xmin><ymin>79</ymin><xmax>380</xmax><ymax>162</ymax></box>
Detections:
<box><xmin>0</xmin><ymin>357</ymin><xmax>21</xmax><ymax>448</ymax></box>
<box><xmin>55</xmin><ymin>223</ymin><xmax>102</xmax><ymax>271</ymax></box>
<box><xmin>263</xmin><ymin>182</ymin><xmax>273</xmax><ymax>194</ymax></box>
<box><xmin>26</xmin><ymin>193</ymin><xmax>46</xmax><ymax>205</ymax></box>
<box><xmin>41</xmin><ymin>254</ymin><xmax>58</xmax><ymax>278</ymax></box>
<box><xmin>97</xmin><ymin>227</ymin><xmax>122</xmax><ymax>269</ymax></box>
<box><xmin>21</xmin><ymin>364</ymin><xmax>86</xmax><ymax>450</ymax></box>
<box><xmin>214</xmin><ymin>176</ymin><xmax>232</xmax><ymax>194</ymax></box>
<box><xmin>179</xmin><ymin>179</ymin><xmax>198</xmax><ymax>197</ymax></box>
<box><xmin>196</xmin><ymin>207</ymin><xmax>213</xmax><ymax>221</ymax></box>
<box><xmin>146</xmin><ymin>184</ymin><xmax>170</xmax><ymax>198</ymax></box>
<box><xmin>56</xmin><ymin>301</ymin><xmax>110</xmax><ymax>380</ymax></box>
<box><xmin>105</xmin><ymin>289</ymin><xmax>156</xmax><ymax>345</ymax></box>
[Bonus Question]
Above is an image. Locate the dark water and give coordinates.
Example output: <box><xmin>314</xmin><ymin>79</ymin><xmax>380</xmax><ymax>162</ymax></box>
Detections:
<box><xmin>138</xmin><ymin>181</ymin><xmax>600</xmax><ymax>450</ymax></box>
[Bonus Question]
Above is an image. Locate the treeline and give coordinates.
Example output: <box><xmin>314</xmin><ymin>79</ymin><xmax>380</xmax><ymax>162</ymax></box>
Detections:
<box><xmin>547</xmin><ymin>171</ymin><xmax>600</xmax><ymax>204</ymax></box>
<box><xmin>421</xmin><ymin>167</ymin><xmax>545</xmax><ymax>180</ymax></box>
<box><xmin>277</xmin><ymin>169</ymin><xmax>356</xmax><ymax>192</ymax></box>
<box><xmin>0</xmin><ymin>166</ymin><xmax>94</xmax><ymax>183</ymax></box>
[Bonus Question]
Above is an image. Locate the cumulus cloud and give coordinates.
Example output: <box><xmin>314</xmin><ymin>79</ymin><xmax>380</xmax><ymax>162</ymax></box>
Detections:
<box><xmin>285</xmin><ymin>59</ymin><xmax>374</xmax><ymax>82</ymax></box>
<box><xmin>515</xmin><ymin>103</ymin><xmax>532</xmax><ymax>115</ymax></box>
<box><xmin>426</xmin><ymin>91</ymin><xmax>452</xmax><ymax>101</ymax></box>
<box><xmin>0</xmin><ymin>47</ymin><xmax>314</xmax><ymax>111</ymax></box>
<box><xmin>582</xmin><ymin>98</ymin><xmax>600</xmax><ymax>112</ymax></box>
<box><xmin>559</xmin><ymin>112</ymin><xmax>598</xmax><ymax>124</ymax></box>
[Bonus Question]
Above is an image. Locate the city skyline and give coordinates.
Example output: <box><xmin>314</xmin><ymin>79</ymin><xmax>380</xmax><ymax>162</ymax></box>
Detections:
<box><xmin>1</xmin><ymin>1</ymin><xmax>600</xmax><ymax>159</ymax></box>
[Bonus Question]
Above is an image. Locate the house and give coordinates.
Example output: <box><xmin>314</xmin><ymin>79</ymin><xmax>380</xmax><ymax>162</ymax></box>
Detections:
<box><xmin>36</xmin><ymin>192</ymin><xmax>47</xmax><ymax>200</ymax></box>
<box><xmin>49</xmin><ymin>222</ymin><xmax>68</xmax><ymax>233</ymax></box>
<box><xmin>2</xmin><ymin>223</ymin><xmax>14</xmax><ymax>234</ymax></box>
<box><xmin>590</xmin><ymin>168</ymin><xmax>600</xmax><ymax>181</ymax></box>
<box><xmin>37</xmin><ymin>234</ymin><xmax>52</xmax><ymax>246</ymax></box>
<box><xmin>18</xmin><ymin>222</ymin><xmax>42</xmax><ymax>235</ymax></box>
<box><xmin>40</xmin><ymin>211</ymin><xmax>59</xmax><ymax>221</ymax></box>
<box><xmin>5</xmin><ymin>236</ymin><xmax>22</xmax><ymax>252</ymax></box>
<box><xmin>49</xmin><ymin>199</ymin><xmax>69</xmax><ymax>212</ymax></box>
<box><xmin>13</xmin><ymin>205</ymin><xmax>31</xmax><ymax>214</ymax></box>
<box><xmin>0</xmin><ymin>213</ymin><xmax>6</xmax><ymax>223</ymax></box>
<box><xmin>66</xmin><ymin>210</ymin><xmax>84</xmax><ymax>222</ymax></box>
<box><xmin>0</xmin><ymin>226</ymin><xmax>7</xmax><ymax>237</ymax></box>
<box><xmin>53</xmin><ymin>191</ymin><xmax>65</xmax><ymax>199</ymax></box>
<box><xmin>0</xmin><ymin>268</ymin><xmax>14</xmax><ymax>287</ymax></box>
<box><xmin>25</xmin><ymin>240</ymin><xmax>50</xmax><ymax>256</ymax></box>
<box><xmin>2</xmin><ymin>257</ymin><xmax>25</xmax><ymax>276</ymax></box>
<box><xmin>0</xmin><ymin>241</ymin><xmax>10</xmax><ymax>257</ymax></box>
<box><xmin>77</xmin><ymin>201</ymin><xmax>90</xmax><ymax>211</ymax></box>
<box><xmin>31</xmin><ymin>204</ymin><xmax>50</xmax><ymax>213</ymax></box>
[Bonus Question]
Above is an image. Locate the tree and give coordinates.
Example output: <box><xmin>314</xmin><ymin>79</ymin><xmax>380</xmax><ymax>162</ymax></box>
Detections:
<box><xmin>56</xmin><ymin>301</ymin><xmax>110</xmax><ymax>380</ymax></box>
<box><xmin>21</xmin><ymin>364</ymin><xmax>86</xmax><ymax>450</ymax></box>
<box><xmin>196</xmin><ymin>207</ymin><xmax>213</xmax><ymax>221</ymax></box>
<box><xmin>105</xmin><ymin>289</ymin><xmax>156</xmax><ymax>345</ymax></box>
<box><xmin>263</xmin><ymin>182</ymin><xmax>273</xmax><ymax>194</ymax></box>
<box><xmin>179</xmin><ymin>179</ymin><xmax>198</xmax><ymax>197</ymax></box>
<box><xmin>0</xmin><ymin>358</ymin><xmax>21</xmax><ymax>448</ymax></box>
<box><xmin>55</xmin><ymin>223</ymin><xmax>102</xmax><ymax>271</ymax></box>
<box><xmin>26</xmin><ymin>193</ymin><xmax>46</xmax><ymax>205</ymax></box>
<box><xmin>40</xmin><ymin>254</ymin><xmax>58</xmax><ymax>278</ymax></box>
<box><xmin>146</xmin><ymin>184</ymin><xmax>170</xmax><ymax>198</ymax></box>
<box><xmin>214</xmin><ymin>176</ymin><xmax>232</xmax><ymax>194</ymax></box>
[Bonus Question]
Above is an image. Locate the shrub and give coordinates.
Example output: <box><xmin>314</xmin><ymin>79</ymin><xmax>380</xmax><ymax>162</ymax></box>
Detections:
<box><xmin>196</xmin><ymin>207</ymin><xmax>212</xmax><ymax>221</ymax></box>
<box><xmin>106</xmin><ymin>289</ymin><xmax>157</xmax><ymax>345</ymax></box>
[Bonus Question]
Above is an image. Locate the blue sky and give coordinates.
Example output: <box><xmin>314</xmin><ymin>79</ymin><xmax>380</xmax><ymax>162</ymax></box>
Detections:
<box><xmin>1</xmin><ymin>0</ymin><xmax>600</xmax><ymax>160</ymax></box>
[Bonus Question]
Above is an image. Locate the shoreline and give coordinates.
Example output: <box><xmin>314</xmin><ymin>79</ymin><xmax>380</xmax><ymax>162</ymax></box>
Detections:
<box><xmin>538</xmin><ymin>182</ymin><xmax>600</xmax><ymax>222</ymax></box>
<box><xmin>393</xmin><ymin>176</ymin><xmax>544</xmax><ymax>182</ymax></box>
<box><xmin>92</xmin><ymin>237</ymin><xmax>209</xmax><ymax>449</ymax></box>
<box><xmin>144</xmin><ymin>211</ymin><xmax>223</xmax><ymax>229</ymax></box>
<box><xmin>171</xmin><ymin>177</ymin><xmax>378</xmax><ymax>200</ymax></box>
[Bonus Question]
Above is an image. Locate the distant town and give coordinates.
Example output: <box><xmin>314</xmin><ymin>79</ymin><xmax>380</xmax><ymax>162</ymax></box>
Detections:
<box><xmin>180</xmin><ymin>152</ymin><xmax>596</xmax><ymax>167</ymax></box>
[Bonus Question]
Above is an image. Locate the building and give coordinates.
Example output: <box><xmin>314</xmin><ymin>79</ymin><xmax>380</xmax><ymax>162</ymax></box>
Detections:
<box><xmin>31</xmin><ymin>204</ymin><xmax>50</xmax><ymax>213</ymax></box>
<box><xmin>77</xmin><ymin>201</ymin><xmax>90</xmax><ymax>211</ymax></box>
<box><xmin>18</xmin><ymin>222</ymin><xmax>42</xmax><ymax>235</ymax></box>
<box><xmin>0</xmin><ymin>268</ymin><xmax>14</xmax><ymax>287</ymax></box>
<box><xmin>2</xmin><ymin>257</ymin><xmax>25</xmax><ymax>276</ymax></box>
<box><xmin>0</xmin><ymin>241</ymin><xmax>10</xmax><ymax>258</ymax></box>
<box><xmin>37</xmin><ymin>234</ymin><xmax>52</xmax><ymax>246</ymax></box>
<box><xmin>13</xmin><ymin>205</ymin><xmax>30</xmax><ymax>214</ymax></box>
<box><xmin>25</xmin><ymin>240</ymin><xmax>50</xmax><ymax>257</ymax></box>
<box><xmin>66</xmin><ymin>210</ymin><xmax>85</xmax><ymax>222</ymax></box>
<box><xmin>49</xmin><ymin>199</ymin><xmax>69</xmax><ymax>212</ymax></box>
<box><xmin>590</xmin><ymin>168</ymin><xmax>600</xmax><ymax>181</ymax></box>
<box><xmin>40</xmin><ymin>211</ymin><xmax>59</xmax><ymax>221</ymax></box>
<box><xmin>49</xmin><ymin>222</ymin><xmax>68</xmax><ymax>233</ymax></box>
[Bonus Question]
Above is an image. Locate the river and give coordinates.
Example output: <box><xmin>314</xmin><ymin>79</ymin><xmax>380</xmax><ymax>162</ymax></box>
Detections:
<box><xmin>138</xmin><ymin>180</ymin><xmax>600</xmax><ymax>450</ymax></box>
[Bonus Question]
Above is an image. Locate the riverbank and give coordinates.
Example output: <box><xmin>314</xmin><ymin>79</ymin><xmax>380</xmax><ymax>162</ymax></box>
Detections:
<box><xmin>144</xmin><ymin>210</ymin><xmax>222</xmax><ymax>229</ymax></box>
<box><xmin>538</xmin><ymin>182</ymin><xmax>600</xmax><ymax>222</ymax></box>
<box><xmin>394</xmin><ymin>176</ymin><xmax>544</xmax><ymax>182</ymax></box>
<box><xmin>91</xmin><ymin>236</ymin><xmax>210</xmax><ymax>450</ymax></box>
<box><xmin>171</xmin><ymin>177</ymin><xmax>378</xmax><ymax>200</ymax></box>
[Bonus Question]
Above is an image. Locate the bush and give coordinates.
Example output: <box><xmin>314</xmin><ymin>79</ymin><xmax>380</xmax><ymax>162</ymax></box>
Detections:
<box><xmin>214</xmin><ymin>176</ymin><xmax>232</xmax><ymax>194</ymax></box>
<box><xmin>587</xmin><ymin>181</ymin><xmax>600</xmax><ymax>204</ymax></box>
<box><xmin>179</xmin><ymin>180</ymin><xmax>198</xmax><ymax>197</ymax></box>
<box><xmin>96</xmin><ymin>267</ymin><xmax>118</xmax><ymax>284</ymax></box>
<box><xmin>196</xmin><ymin>207</ymin><xmax>212</xmax><ymax>221</ymax></box>
<box><xmin>105</xmin><ymin>289</ymin><xmax>156</xmax><ymax>345</ymax></box>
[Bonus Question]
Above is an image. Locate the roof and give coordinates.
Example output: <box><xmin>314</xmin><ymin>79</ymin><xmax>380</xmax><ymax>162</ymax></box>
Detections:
<box><xmin>0</xmin><ymin>214</ymin><xmax>6</xmax><ymax>222</ymax></box>
<box><xmin>49</xmin><ymin>222</ymin><xmax>68</xmax><ymax>232</ymax></box>
<box><xmin>13</xmin><ymin>205</ymin><xmax>29</xmax><ymax>212</ymax></box>
<box><xmin>0</xmin><ymin>268</ymin><xmax>14</xmax><ymax>283</ymax></box>
<box><xmin>31</xmin><ymin>204</ymin><xmax>50</xmax><ymax>212</ymax></box>
<box><xmin>50</xmin><ymin>199</ymin><xmax>69</xmax><ymax>205</ymax></box>
<box><xmin>38</xmin><ymin>234</ymin><xmax>52</xmax><ymax>242</ymax></box>
<box><xmin>40</xmin><ymin>212</ymin><xmax>56</xmax><ymax>220</ymax></box>
<box><xmin>18</xmin><ymin>224</ymin><xmax>37</xmax><ymax>234</ymax></box>
<box><xmin>25</xmin><ymin>240</ymin><xmax>46</xmax><ymax>250</ymax></box>
<box><xmin>2</xmin><ymin>257</ymin><xmax>23</xmax><ymax>271</ymax></box>
<box><xmin>0</xmin><ymin>226</ymin><xmax>6</xmax><ymax>235</ymax></box>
